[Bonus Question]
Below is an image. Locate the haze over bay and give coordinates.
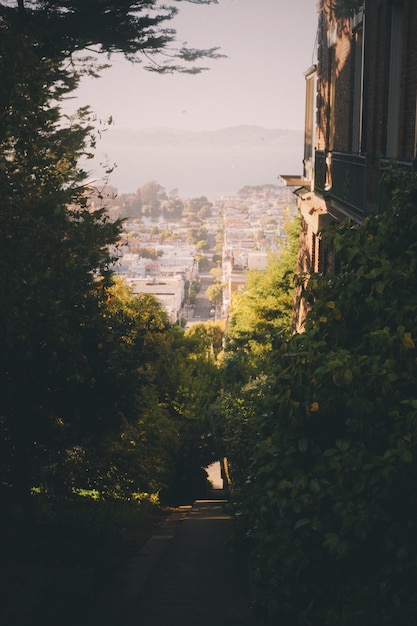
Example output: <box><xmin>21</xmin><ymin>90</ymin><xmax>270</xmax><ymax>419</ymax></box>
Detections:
<box><xmin>91</xmin><ymin>125</ymin><xmax>304</xmax><ymax>197</ymax></box>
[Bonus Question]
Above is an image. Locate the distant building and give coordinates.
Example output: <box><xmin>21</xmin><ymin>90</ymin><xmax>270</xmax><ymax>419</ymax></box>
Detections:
<box><xmin>247</xmin><ymin>251</ymin><xmax>268</xmax><ymax>271</ymax></box>
<box><xmin>128</xmin><ymin>276</ymin><xmax>184</xmax><ymax>324</ymax></box>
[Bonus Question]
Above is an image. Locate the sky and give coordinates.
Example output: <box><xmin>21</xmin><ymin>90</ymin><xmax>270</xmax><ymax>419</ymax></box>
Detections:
<box><xmin>70</xmin><ymin>0</ymin><xmax>319</xmax><ymax>133</ymax></box>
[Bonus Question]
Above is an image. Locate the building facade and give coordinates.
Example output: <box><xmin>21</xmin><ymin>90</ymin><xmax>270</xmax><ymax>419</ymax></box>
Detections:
<box><xmin>129</xmin><ymin>276</ymin><xmax>184</xmax><ymax>324</ymax></box>
<box><xmin>287</xmin><ymin>0</ymin><xmax>417</xmax><ymax>330</ymax></box>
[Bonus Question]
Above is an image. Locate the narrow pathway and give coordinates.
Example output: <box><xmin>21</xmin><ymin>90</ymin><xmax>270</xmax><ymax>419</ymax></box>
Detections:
<box><xmin>87</xmin><ymin>490</ymin><xmax>255</xmax><ymax>625</ymax></box>
<box><xmin>133</xmin><ymin>494</ymin><xmax>254</xmax><ymax>625</ymax></box>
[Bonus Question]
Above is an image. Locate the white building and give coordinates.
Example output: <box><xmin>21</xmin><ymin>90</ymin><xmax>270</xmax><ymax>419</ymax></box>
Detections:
<box><xmin>247</xmin><ymin>251</ymin><xmax>268</xmax><ymax>271</ymax></box>
<box><xmin>128</xmin><ymin>276</ymin><xmax>185</xmax><ymax>324</ymax></box>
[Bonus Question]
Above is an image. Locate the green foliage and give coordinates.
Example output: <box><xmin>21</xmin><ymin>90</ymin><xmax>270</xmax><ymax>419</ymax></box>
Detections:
<box><xmin>158</xmin><ymin>324</ymin><xmax>224</xmax><ymax>502</ymax></box>
<box><xmin>184</xmin><ymin>277</ymin><xmax>201</xmax><ymax>305</ymax></box>
<box><xmin>237</xmin><ymin>184</ymin><xmax>280</xmax><ymax>198</ymax></box>
<box><xmin>139</xmin><ymin>180</ymin><xmax>167</xmax><ymax>218</ymax></box>
<box><xmin>68</xmin><ymin>281</ymin><xmax>177</xmax><ymax>498</ymax></box>
<box><xmin>163</xmin><ymin>197</ymin><xmax>185</xmax><ymax>220</ymax></box>
<box><xmin>0</xmin><ymin>0</ymin><xmax>223</xmax><ymax>75</ymax></box>
<box><xmin>0</xmin><ymin>491</ymin><xmax>164</xmax><ymax>626</ymax></box>
<box><xmin>196</xmin><ymin>239</ymin><xmax>210</xmax><ymax>251</ymax></box>
<box><xmin>187</xmin><ymin>196</ymin><xmax>213</xmax><ymax>216</ymax></box>
<box><xmin>209</xmin><ymin>266</ymin><xmax>223</xmax><ymax>281</ymax></box>
<box><xmin>197</xmin><ymin>204</ymin><xmax>212</xmax><ymax>220</ymax></box>
<box><xmin>137</xmin><ymin>246</ymin><xmax>162</xmax><ymax>259</ymax></box>
<box><xmin>120</xmin><ymin>189</ymin><xmax>143</xmax><ymax>218</ymax></box>
<box><xmin>185</xmin><ymin>320</ymin><xmax>225</xmax><ymax>359</ymax></box>
<box><xmin>214</xmin><ymin>374</ymin><xmax>273</xmax><ymax>489</ymax></box>
<box><xmin>198</xmin><ymin>255</ymin><xmax>210</xmax><ymax>271</ymax></box>
<box><xmin>0</xmin><ymin>20</ymin><xmax>123</xmax><ymax>516</ymax></box>
<box><xmin>0</xmin><ymin>0</ymin><xmax>224</xmax><ymax>522</ymax></box>
<box><xmin>205</xmin><ymin>282</ymin><xmax>224</xmax><ymax>305</ymax></box>
<box><xmin>224</xmin><ymin>215</ymin><xmax>300</xmax><ymax>382</ymax></box>
<box><xmin>222</xmin><ymin>169</ymin><xmax>417</xmax><ymax>625</ymax></box>
<box><xmin>187</xmin><ymin>225</ymin><xmax>209</xmax><ymax>244</ymax></box>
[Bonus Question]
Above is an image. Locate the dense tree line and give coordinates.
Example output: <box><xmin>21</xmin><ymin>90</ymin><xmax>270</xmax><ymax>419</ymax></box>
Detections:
<box><xmin>0</xmin><ymin>0</ymin><xmax>223</xmax><ymax>523</ymax></box>
<box><xmin>218</xmin><ymin>168</ymin><xmax>417</xmax><ymax>625</ymax></box>
<box><xmin>223</xmin><ymin>216</ymin><xmax>300</xmax><ymax>383</ymax></box>
<box><xmin>237</xmin><ymin>184</ymin><xmax>281</xmax><ymax>198</ymax></box>
<box><xmin>0</xmin><ymin>4</ymin><xmax>222</xmax><ymax>623</ymax></box>
<box><xmin>119</xmin><ymin>183</ymin><xmax>213</xmax><ymax>223</ymax></box>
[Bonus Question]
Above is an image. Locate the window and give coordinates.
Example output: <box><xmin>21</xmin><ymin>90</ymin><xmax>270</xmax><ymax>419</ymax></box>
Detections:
<box><xmin>304</xmin><ymin>66</ymin><xmax>317</xmax><ymax>181</ymax></box>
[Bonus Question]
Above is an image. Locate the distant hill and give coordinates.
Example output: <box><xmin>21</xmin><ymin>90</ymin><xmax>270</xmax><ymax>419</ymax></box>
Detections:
<box><xmin>89</xmin><ymin>125</ymin><xmax>304</xmax><ymax>197</ymax></box>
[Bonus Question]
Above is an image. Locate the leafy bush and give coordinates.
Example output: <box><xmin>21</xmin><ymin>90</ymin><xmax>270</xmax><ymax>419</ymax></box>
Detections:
<box><xmin>0</xmin><ymin>492</ymin><xmax>163</xmax><ymax>626</ymax></box>
<box><xmin>224</xmin><ymin>169</ymin><xmax>417</xmax><ymax>625</ymax></box>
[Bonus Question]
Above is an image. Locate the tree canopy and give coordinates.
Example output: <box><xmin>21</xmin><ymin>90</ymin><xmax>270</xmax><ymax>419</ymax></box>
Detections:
<box><xmin>223</xmin><ymin>215</ymin><xmax>299</xmax><ymax>383</ymax></box>
<box><xmin>0</xmin><ymin>0</ymin><xmax>224</xmax><ymax>73</ymax></box>
<box><xmin>0</xmin><ymin>0</ymin><xmax>224</xmax><ymax>519</ymax></box>
<box><xmin>0</xmin><ymin>4</ymin><xmax>226</xmax><ymax>622</ymax></box>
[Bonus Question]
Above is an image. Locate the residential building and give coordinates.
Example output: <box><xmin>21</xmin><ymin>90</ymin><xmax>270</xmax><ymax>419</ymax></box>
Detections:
<box><xmin>247</xmin><ymin>251</ymin><xmax>268</xmax><ymax>271</ymax></box>
<box><xmin>283</xmin><ymin>0</ymin><xmax>417</xmax><ymax>330</ymax></box>
<box><xmin>128</xmin><ymin>276</ymin><xmax>185</xmax><ymax>324</ymax></box>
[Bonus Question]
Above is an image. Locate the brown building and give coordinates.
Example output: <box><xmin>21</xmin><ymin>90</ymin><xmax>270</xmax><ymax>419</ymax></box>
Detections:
<box><xmin>284</xmin><ymin>0</ymin><xmax>417</xmax><ymax>330</ymax></box>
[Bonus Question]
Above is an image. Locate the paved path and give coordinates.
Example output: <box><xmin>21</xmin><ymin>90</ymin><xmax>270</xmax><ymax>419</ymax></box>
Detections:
<box><xmin>87</xmin><ymin>491</ymin><xmax>255</xmax><ymax>625</ymax></box>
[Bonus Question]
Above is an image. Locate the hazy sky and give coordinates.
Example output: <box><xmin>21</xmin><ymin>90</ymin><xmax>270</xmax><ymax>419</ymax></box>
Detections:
<box><xmin>71</xmin><ymin>0</ymin><xmax>319</xmax><ymax>133</ymax></box>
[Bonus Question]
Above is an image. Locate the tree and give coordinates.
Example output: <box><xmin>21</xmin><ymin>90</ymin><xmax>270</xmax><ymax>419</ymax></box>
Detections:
<box><xmin>196</xmin><ymin>239</ymin><xmax>210</xmax><ymax>252</ymax></box>
<box><xmin>163</xmin><ymin>197</ymin><xmax>185</xmax><ymax>220</ymax></box>
<box><xmin>138</xmin><ymin>246</ymin><xmax>162</xmax><ymax>260</ymax></box>
<box><xmin>139</xmin><ymin>180</ymin><xmax>166</xmax><ymax>219</ymax></box>
<box><xmin>198</xmin><ymin>255</ymin><xmax>209</xmax><ymax>271</ymax></box>
<box><xmin>120</xmin><ymin>189</ymin><xmax>143</xmax><ymax>218</ymax></box>
<box><xmin>187</xmin><ymin>196</ymin><xmax>213</xmax><ymax>216</ymax></box>
<box><xmin>0</xmin><ymin>24</ymin><xmax>124</xmax><ymax>518</ymax></box>
<box><xmin>158</xmin><ymin>324</ymin><xmax>224</xmax><ymax>502</ymax></box>
<box><xmin>0</xmin><ymin>1</ymin><xmax>223</xmax><ymax>75</ymax></box>
<box><xmin>209</xmin><ymin>266</ymin><xmax>223</xmax><ymax>282</ymax></box>
<box><xmin>185</xmin><ymin>320</ymin><xmax>225</xmax><ymax>359</ymax></box>
<box><xmin>71</xmin><ymin>281</ymin><xmax>178</xmax><ymax>498</ymax></box>
<box><xmin>197</xmin><ymin>204</ymin><xmax>212</xmax><ymax>220</ymax></box>
<box><xmin>205</xmin><ymin>283</ymin><xmax>224</xmax><ymax>306</ymax></box>
<box><xmin>188</xmin><ymin>225</ymin><xmax>209</xmax><ymax>244</ymax></box>
<box><xmin>224</xmin><ymin>215</ymin><xmax>299</xmax><ymax>381</ymax></box>
<box><xmin>0</xmin><ymin>0</ymin><xmax>223</xmax><ymax>520</ymax></box>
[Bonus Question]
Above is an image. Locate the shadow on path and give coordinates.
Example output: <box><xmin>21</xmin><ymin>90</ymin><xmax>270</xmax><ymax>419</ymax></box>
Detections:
<box><xmin>84</xmin><ymin>490</ymin><xmax>255</xmax><ymax>625</ymax></box>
